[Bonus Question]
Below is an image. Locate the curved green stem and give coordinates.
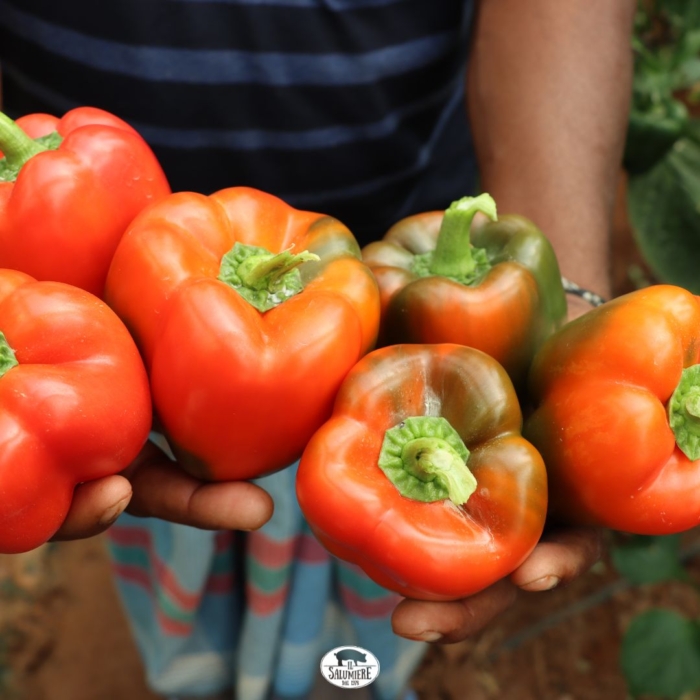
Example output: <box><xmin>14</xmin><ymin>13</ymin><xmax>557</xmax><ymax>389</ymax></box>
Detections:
<box><xmin>428</xmin><ymin>193</ymin><xmax>498</xmax><ymax>279</ymax></box>
<box><xmin>0</xmin><ymin>112</ymin><xmax>48</xmax><ymax>174</ymax></box>
<box><xmin>237</xmin><ymin>248</ymin><xmax>318</xmax><ymax>289</ymax></box>
<box><xmin>378</xmin><ymin>416</ymin><xmax>476</xmax><ymax>505</ymax></box>
<box><xmin>218</xmin><ymin>242</ymin><xmax>319</xmax><ymax>313</ymax></box>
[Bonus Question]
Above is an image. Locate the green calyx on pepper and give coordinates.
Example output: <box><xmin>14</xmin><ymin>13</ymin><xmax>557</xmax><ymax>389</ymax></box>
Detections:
<box><xmin>0</xmin><ymin>332</ymin><xmax>18</xmax><ymax>377</ymax></box>
<box><xmin>668</xmin><ymin>364</ymin><xmax>700</xmax><ymax>460</ymax></box>
<box><xmin>411</xmin><ymin>193</ymin><xmax>498</xmax><ymax>284</ymax></box>
<box><xmin>378</xmin><ymin>416</ymin><xmax>477</xmax><ymax>505</ymax></box>
<box><xmin>218</xmin><ymin>242</ymin><xmax>320</xmax><ymax>312</ymax></box>
<box><xmin>0</xmin><ymin>112</ymin><xmax>62</xmax><ymax>183</ymax></box>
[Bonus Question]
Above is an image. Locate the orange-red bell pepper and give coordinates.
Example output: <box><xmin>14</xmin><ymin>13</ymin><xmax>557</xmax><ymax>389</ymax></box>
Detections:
<box><xmin>0</xmin><ymin>269</ymin><xmax>151</xmax><ymax>554</ymax></box>
<box><xmin>525</xmin><ymin>285</ymin><xmax>700</xmax><ymax>535</ymax></box>
<box><xmin>0</xmin><ymin>108</ymin><xmax>171</xmax><ymax>296</ymax></box>
<box><xmin>105</xmin><ymin>186</ymin><xmax>380</xmax><ymax>481</ymax></box>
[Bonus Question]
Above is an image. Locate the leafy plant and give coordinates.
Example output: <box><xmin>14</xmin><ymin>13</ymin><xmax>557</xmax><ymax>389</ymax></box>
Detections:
<box><xmin>612</xmin><ymin>534</ymin><xmax>688</xmax><ymax>585</ymax></box>
<box><xmin>621</xmin><ymin>2</ymin><xmax>700</xmax><ymax>650</ymax></box>
<box><xmin>613</xmin><ymin>534</ymin><xmax>700</xmax><ymax>699</ymax></box>
<box><xmin>624</xmin><ymin>0</ymin><xmax>700</xmax><ymax>293</ymax></box>
<box><xmin>622</xmin><ymin>608</ymin><xmax>700</xmax><ymax>699</ymax></box>
<box><xmin>618</xmin><ymin>6</ymin><xmax>700</xmax><ymax>695</ymax></box>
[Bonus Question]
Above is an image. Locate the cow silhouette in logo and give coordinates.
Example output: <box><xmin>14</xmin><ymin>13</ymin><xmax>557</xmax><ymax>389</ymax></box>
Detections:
<box><xmin>334</xmin><ymin>648</ymin><xmax>367</xmax><ymax>666</ymax></box>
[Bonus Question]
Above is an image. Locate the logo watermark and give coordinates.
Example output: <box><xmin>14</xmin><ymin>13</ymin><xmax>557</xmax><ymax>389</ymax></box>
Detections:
<box><xmin>320</xmin><ymin>645</ymin><xmax>380</xmax><ymax>689</ymax></box>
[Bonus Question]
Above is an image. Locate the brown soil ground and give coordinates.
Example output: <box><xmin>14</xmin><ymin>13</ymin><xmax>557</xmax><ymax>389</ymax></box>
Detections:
<box><xmin>0</xmin><ymin>173</ymin><xmax>681</xmax><ymax>700</ymax></box>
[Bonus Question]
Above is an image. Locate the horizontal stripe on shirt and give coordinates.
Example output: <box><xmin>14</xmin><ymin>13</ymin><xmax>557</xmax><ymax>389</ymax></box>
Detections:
<box><xmin>0</xmin><ymin>0</ymin><xmax>465</xmax><ymax>53</ymax></box>
<box><xmin>0</xmin><ymin>36</ymin><xmax>462</xmax><ymax>131</ymax></box>
<box><xmin>164</xmin><ymin>0</ymin><xmax>406</xmax><ymax>9</ymax></box>
<box><xmin>1</xmin><ymin>9</ymin><xmax>455</xmax><ymax>86</ymax></box>
<box><xmin>2</xmin><ymin>67</ymin><xmax>474</xmax><ymax>241</ymax></box>
<box><xmin>0</xmin><ymin>0</ymin><xmax>477</xmax><ymax>243</ymax></box>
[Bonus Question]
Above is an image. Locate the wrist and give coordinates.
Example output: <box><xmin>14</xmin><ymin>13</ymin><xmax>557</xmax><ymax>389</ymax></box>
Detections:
<box><xmin>562</xmin><ymin>277</ymin><xmax>607</xmax><ymax>307</ymax></box>
<box><xmin>562</xmin><ymin>279</ymin><xmax>607</xmax><ymax>321</ymax></box>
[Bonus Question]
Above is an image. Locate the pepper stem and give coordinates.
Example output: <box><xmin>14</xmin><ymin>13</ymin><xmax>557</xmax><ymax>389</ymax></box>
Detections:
<box><xmin>218</xmin><ymin>242</ymin><xmax>319</xmax><ymax>313</ymax></box>
<box><xmin>378</xmin><ymin>416</ymin><xmax>476</xmax><ymax>506</ymax></box>
<box><xmin>237</xmin><ymin>248</ymin><xmax>319</xmax><ymax>289</ymax></box>
<box><xmin>0</xmin><ymin>331</ymin><xmax>19</xmax><ymax>378</ymax></box>
<box><xmin>0</xmin><ymin>112</ymin><xmax>49</xmax><ymax>172</ymax></box>
<box><xmin>428</xmin><ymin>193</ymin><xmax>498</xmax><ymax>279</ymax></box>
<box><xmin>668</xmin><ymin>365</ymin><xmax>700</xmax><ymax>460</ymax></box>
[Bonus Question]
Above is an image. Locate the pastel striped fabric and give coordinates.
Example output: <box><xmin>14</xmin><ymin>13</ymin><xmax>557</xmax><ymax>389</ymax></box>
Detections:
<box><xmin>0</xmin><ymin>0</ymin><xmax>478</xmax><ymax>246</ymax></box>
<box><xmin>106</xmin><ymin>436</ymin><xmax>426</xmax><ymax>699</ymax></box>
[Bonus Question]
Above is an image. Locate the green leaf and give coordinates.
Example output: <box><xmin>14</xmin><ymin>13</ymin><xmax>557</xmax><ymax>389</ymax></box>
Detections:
<box><xmin>679</xmin><ymin>57</ymin><xmax>700</xmax><ymax>87</ymax></box>
<box><xmin>631</xmin><ymin>0</ymin><xmax>700</xmax><ymax>92</ymax></box>
<box><xmin>624</xmin><ymin>99</ymin><xmax>688</xmax><ymax>174</ymax></box>
<box><xmin>679</xmin><ymin>30</ymin><xmax>700</xmax><ymax>64</ymax></box>
<box><xmin>684</xmin><ymin>119</ymin><xmax>700</xmax><ymax>144</ymax></box>
<box><xmin>611</xmin><ymin>535</ymin><xmax>687</xmax><ymax>585</ymax></box>
<box><xmin>622</xmin><ymin>609</ymin><xmax>700</xmax><ymax>699</ymax></box>
<box><xmin>627</xmin><ymin>133</ymin><xmax>700</xmax><ymax>292</ymax></box>
<box><xmin>661</xmin><ymin>0</ymin><xmax>700</xmax><ymax>31</ymax></box>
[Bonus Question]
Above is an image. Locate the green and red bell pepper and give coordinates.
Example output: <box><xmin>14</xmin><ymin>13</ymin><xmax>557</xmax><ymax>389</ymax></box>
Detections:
<box><xmin>361</xmin><ymin>194</ymin><xmax>567</xmax><ymax>386</ymax></box>
<box><xmin>296</xmin><ymin>343</ymin><xmax>548</xmax><ymax>601</ymax></box>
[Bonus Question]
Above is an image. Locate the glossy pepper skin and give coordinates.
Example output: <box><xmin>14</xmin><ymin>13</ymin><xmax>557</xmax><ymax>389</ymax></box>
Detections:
<box><xmin>525</xmin><ymin>285</ymin><xmax>700</xmax><ymax>535</ymax></box>
<box><xmin>0</xmin><ymin>108</ymin><xmax>171</xmax><ymax>296</ymax></box>
<box><xmin>0</xmin><ymin>269</ymin><xmax>152</xmax><ymax>554</ymax></box>
<box><xmin>361</xmin><ymin>195</ymin><xmax>567</xmax><ymax>387</ymax></box>
<box><xmin>105</xmin><ymin>187</ymin><xmax>380</xmax><ymax>482</ymax></box>
<box><xmin>296</xmin><ymin>344</ymin><xmax>547</xmax><ymax>601</ymax></box>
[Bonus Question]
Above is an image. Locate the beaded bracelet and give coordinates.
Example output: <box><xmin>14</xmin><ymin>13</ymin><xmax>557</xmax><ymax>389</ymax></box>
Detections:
<box><xmin>561</xmin><ymin>277</ymin><xmax>607</xmax><ymax>308</ymax></box>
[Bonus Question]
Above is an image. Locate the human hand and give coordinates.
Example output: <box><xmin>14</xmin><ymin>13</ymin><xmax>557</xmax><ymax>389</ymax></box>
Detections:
<box><xmin>52</xmin><ymin>440</ymin><xmax>274</xmax><ymax>542</ymax></box>
<box><xmin>391</xmin><ymin>297</ymin><xmax>605</xmax><ymax>643</ymax></box>
<box><xmin>391</xmin><ymin>526</ymin><xmax>602</xmax><ymax>643</ymax></box>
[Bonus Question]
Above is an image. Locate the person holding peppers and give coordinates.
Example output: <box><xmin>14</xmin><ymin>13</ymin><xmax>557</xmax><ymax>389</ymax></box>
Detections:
<box><xmin>0</xmin><ymin>0</ymin><xmax>635</xmax><ymax>698</ymax></box>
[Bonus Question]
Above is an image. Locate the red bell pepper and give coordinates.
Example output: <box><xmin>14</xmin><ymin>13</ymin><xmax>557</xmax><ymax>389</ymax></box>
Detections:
<box><xmin>0</xmin><ymin>108</ymin><xmax>171</xmax><ymax>296</ymax></box>
<box><xmin>104</xmin><ymin>186</ymin><xmax>380</xmax><ymax>482</ymax></box>
<box><xmin>0</xmin><ymin>269</ymin><xmax>152</xmax><ymax>554</ymax></box>
<box><xmin>296</xmin><ymin>344</ymin><xmax>548</xmax><ymax>601</ymax></box>
<box><xmin>361</xmin><ymin>194</ymin><xmax>567</xmax><ymax>386</ymax></box>
<box><xmin>525</xmin><ymin>285</ymin><xmax>700</xmax><ymax>535</ymax></box>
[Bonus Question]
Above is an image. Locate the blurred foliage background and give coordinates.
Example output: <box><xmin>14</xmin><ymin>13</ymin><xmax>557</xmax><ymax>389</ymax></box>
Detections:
<box><xmin>624</xmin><ymin>0</ymin><xmax>700</xmax><ymax>294</ymax></box>
<box><xmin>614</xmin><ymin>6</ymin><xmax>700</xmax><ymax>699</ymax></box>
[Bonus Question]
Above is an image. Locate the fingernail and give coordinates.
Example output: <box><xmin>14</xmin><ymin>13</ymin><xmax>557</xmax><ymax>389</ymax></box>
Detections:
<box><xmin>99</xmin><ymin>495</ymin><xmax>130</xmax><ymax>527</ymax></box>
<box><xmin>520</xmin><ymin>575</ymin><xmax>560</xmax><ymax>592</ymax></box>
<box><xmin>405</xmin><ymin>631</ymin><xmax>443</xmax><ymax>643</ymax></box>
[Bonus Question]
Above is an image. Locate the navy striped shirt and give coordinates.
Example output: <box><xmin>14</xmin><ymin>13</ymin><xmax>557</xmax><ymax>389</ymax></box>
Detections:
<box><xmin>0</xmin><ymin>0</ymin><xmax>477</xmax><ymax>244</ymax></box>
